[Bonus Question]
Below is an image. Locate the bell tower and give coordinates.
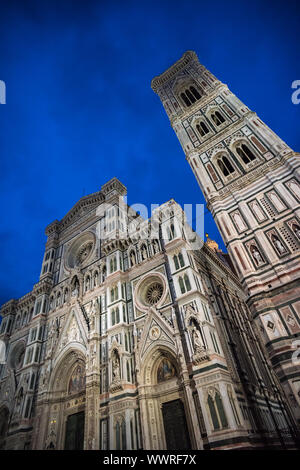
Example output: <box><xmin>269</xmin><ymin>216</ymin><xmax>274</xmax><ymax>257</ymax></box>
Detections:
<box><xmin>152</xmin><ymin>51</ymin><xmax>300</xmax><ymax>426</ymax></box>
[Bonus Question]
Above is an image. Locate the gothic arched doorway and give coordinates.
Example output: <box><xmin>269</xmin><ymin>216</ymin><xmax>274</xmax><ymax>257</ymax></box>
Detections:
<box><xmin>45</xmin><ymin>350</ymin><xmax>86</xmax><ymax>450</ymax></box>
<box><xmin>140</xmin><ymin>348</ymin><xmax>192</xmax><ymax>450</ymax></box>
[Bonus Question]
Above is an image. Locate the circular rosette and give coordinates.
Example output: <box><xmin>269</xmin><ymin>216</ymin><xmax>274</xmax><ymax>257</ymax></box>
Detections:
<box><xmin>134</xmin><ymin>272</ymin><xmax>167</xmax><ymax>313</ymax></box>
<box><xmin>65</xmin><ymin>232</ymin><xmax>95</xmax><ymax>269</ymax></box>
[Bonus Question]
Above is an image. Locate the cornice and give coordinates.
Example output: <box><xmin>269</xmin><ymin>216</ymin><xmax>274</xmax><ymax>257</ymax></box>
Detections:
<box><xmin>207</xmin><ymin>151</ymin><xmax>297</xmax><ymax>210</ymax></box>
<box><xmin>0</xmin><ymin>292</ymin><xmax>36</xmax><ymax>316</ymax></box>
<box><xmin>200</xmin><ymin>244</ymin><xmax>242</xmax><ymax>289</ymax></box>
<box><xmin>0</xmin><ymin>299</ymin><xmax>17</xmax><ymax>316</ymax></box>
<box><xmin>45</xmin><ymin>190</ymin><xmax>105</xmax><ymax>237</ymax></box>
<box><xmin>151</xmin><ymin>50</ymin><xmax>199</xmax><ymax>93</ymax></box>
<box><xmin>32</xmin><ymin>278</ymin><xmax>53</xmax><ymax>297</ymax></box>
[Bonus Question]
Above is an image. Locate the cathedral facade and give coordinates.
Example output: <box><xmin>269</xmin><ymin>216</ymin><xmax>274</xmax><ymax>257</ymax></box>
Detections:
<box><xmin>0</xmin><ymin>52</ymin><xmax>299</xmax><ymax>451</ymax></box>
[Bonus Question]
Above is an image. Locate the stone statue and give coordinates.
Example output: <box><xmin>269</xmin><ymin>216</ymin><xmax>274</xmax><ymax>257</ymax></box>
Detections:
<box><xmin>251</xmin><ymin>245</ymin><xmax>264</xmax><ymax>265</ymax></box>
<box><xmin>112</xmin><ymin>356</ymin><xmax>120</xmax><ymax>381</ymax></box>
<box><xmin>272</xmin><ymin>236</ymin><xmax>285</xmax><ymax>254</ymax></box>
<box><xmin>141</xmin><ymin>246</ymin><xmax>147</xmax><ymax>260</ymax></box>
<box><xmin>191</xmin><ymin>326</ymin><xmax>205</xmax><ymax>353</ymax></box>
<box><xmin>72</xmin><ymin>279</ymin><xmax>79</xmax><ymax>298</ymax></box>
<box><xmin>130</xmin><ymin>251</ymin><xmax>136</xmax><ymax>266</ymax></box>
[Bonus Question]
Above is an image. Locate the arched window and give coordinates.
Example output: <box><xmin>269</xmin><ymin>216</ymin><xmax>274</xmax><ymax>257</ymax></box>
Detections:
<box><xmin>102</xmin><ymin>266</ymin><xmax>107</xmax><ymax>282</ymax></box>
<box><xmin>180</xmin><ymin>85</ymin><xmax>202</xmax><ymax>107</ymax></box>
<box><xmin>116</xmin><ymin>307</ymin><xmax>120</xmax><ymax>324</ymax></box>
<box><xmin>111</xmin><ymin>309</ymin><xmax>116</xmax><ymax>326</ymax></box>
<box><xmin>167</xmin><ymin>223</ymin><xmax>176</xmax><ymax>241</ymax></box>
<box><xmin>111</xmin><ymin>286</ymin><xmax>118</xmax><ymax>302</ymax></box>
<box><xmin>178</xmin><ymin>252</ymin><xmax>185</xmax><ymax>267</ymax></box>
<box><xmin>22</xmin><ymin>311</ymin><xmax>28</xmax><ymax>326</ymax></box>
<box><xmin>217</xmin><ymin>156</ymin><xmax>235</xmax><ymax>177</ymax></box>
<box><xmin>179</xmin><ymin>276</ymin><xmax>185</xmax><ymax>294</ymax></box>
<box><xmin>208</xmin><ymin>394</ymin><xmax>220</xmax><ymax>430</ymax></box>
<box><xmin>30</xmin><ymin>372</ymin><xmax>35</xmax><ymax>390</ymax></box>
<box><xmin>215</xmin><ymin>392</ymin><xmax>228</xmax><ymax>428</ymax></box>
<box><xmin>208</xmin><ymin>389</ymin><xmax>228</xmax><ymax>430</ymax></box>
<box><xmin>196</xmin><ymin>121</ymin><xmax>210</xmax><ymax>137</ymax></box>
<box><xmin>184</xmin><ymin>274</ymin><xmax>191</xmax><ymax>292</ymax></box>
<box><xmin>110</xmin><ymin>256</ymin><xmax>117</xmax><ymax>273</ymax></box>
<box><xmin>116</xmin><ymin>422</ymin><xmax>121</xmax><ymax>450</ymax></box>
<box><xmin>173</xmin><ymin>255</ymin><xmax>179</xmax><ymax>270</ymax></box>
<box><xmin>190</xmin><ymin>86</ymin><xmax>201</xmax><ymax>100</ymax></box>
<box><xmin>126</xmin><ymin>361</ymin><xmax>131</xmax><ymax>382</ymax></box>
<box><xmin>236</xmin><ymin>143</ymin><xmax>256</xmax><ymax>164</ymax></box>
<box><xmin>181</xmin><ymin>92</ymin><xmax>190</xmax><ymax>107</ymax></box>
<box><xmin>16</xmin><ymin>315</ymin><xmax>21</xmax><ymax>329</ymax></box>
<box><xmin>211</xmin><ymin>111</ymin><xmax>225</xmax><ymax>126</ymax></box>
<box><xmin>115</xmin><ymin>416</ymin><xmax>127</xmax><ymax>449</ymax></box>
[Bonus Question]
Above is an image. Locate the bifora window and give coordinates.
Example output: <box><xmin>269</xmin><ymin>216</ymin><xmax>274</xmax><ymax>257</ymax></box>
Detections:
<box><xmin>178</xmin><ymin>274</ymin><xmax>192</xmax><ymax>294</ymax></box>
<box><xmin>217</xmin><ymin>156</ymin><xmax>235</xmax><ymax>177</ymax></box>
<box><xmin>236</xmin><ymin>143</ymin><xmax>256</xmax><ymax>164</ymax></box>
<box><xmin>196</xmin><ymin>121</ymin><xmax>210</xmax><ymax>137</ymax></box>
<box><xmin>211</xmin><ymin>111</ymin><xmax>225</xmax><ymax>126</ymax></box>
<box><xmin>173</xmin><ymin>252</ymin><xmax>185</xmax><ymax>270</ymax></box>
<box><xmin>180</xmin><ymin>86</ymin><xmax>202</xmax><ymax>107</ymax></box>
<box><xmin>207</xmin><ymin>389</ymin><xmax>228</xmax><ymax>430</ymax></box>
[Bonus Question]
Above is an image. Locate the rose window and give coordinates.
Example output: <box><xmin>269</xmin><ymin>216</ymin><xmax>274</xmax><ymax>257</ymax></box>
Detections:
<box><xmin>76</xmin><ymin>242</ymin><xmax>93</xmax><ymax>265</ymax></box>
<box><xmin>146</xmin><ymin>282</ymin><xmax>164</xmax><ymax>305</ymax></box>
<box><xmin>134</xmin><ymin>272</ymin><xmax>167</xmax><ymax>312</ymax></box>
<box><xmin>65</xmin><ymin>232</ymin><xmax>95</xmax><ymax>269</ymax></box>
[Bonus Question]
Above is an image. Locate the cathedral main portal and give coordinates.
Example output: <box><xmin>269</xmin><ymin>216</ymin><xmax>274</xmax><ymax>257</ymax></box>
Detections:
<box><xmin>162</xmin><ymin>399</ymin><xmax>191</xmax><ymax>450</ymax></box>
<box><xmin>64</xmin><ymin>411</ymin><xmax>85</xmax><ymax>450</ymax></box>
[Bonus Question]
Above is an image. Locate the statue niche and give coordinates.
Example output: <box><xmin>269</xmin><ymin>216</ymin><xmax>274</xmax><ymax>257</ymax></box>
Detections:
<box><xmin>71</xmin><ymin>276</ymin><xmax>80</xmax><ymax>298</ymax></box>
<box><xmin>188</xmin><ymin>317</ymin><xmax>209</xmax><ymax>363</ymax></box>
<box><xmin>112</xmin><ymin>350</ymin><xmax>121</xmax><ymax>382</ymax></box>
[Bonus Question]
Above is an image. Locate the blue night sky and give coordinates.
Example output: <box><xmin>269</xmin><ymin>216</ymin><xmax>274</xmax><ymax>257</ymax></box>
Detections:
<box><xmin>0</xmin><ymin>0</ymin><xmax>299</xmax><ymax>308</ymax></box>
